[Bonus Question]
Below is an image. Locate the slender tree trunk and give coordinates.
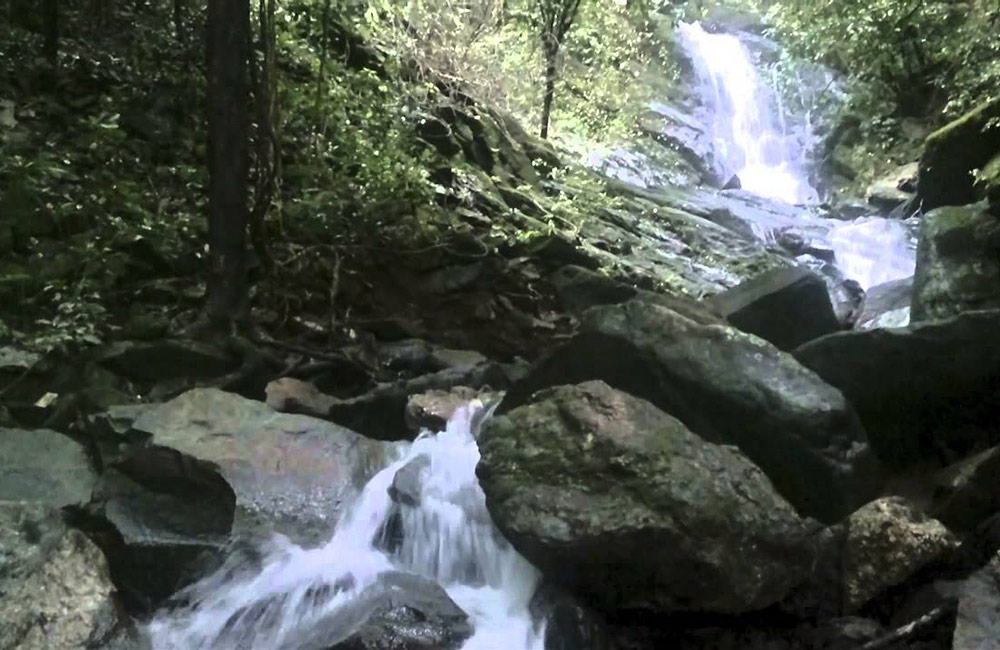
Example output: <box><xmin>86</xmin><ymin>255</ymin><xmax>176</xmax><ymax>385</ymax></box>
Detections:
<box><xmin>206</xmin><ymin>0</ymin><xmax>251</xmax><ymax>331</ymax></box>
<box><xmin>173</xmin><ymin>0</ymin><xmax>185</xmax><ymax>42</ymax></box>
<box><xmin>539</xmin><ymin>38</ymin><xmax>557</xmax><ymax>139</ymax></box>
<box><xmin>43</xmin><ymin>0</ymin><xmax>59</xmax><ymax>72</ymax></box>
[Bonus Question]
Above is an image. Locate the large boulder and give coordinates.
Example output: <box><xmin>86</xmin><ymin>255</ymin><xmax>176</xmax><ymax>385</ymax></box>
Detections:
<box><xmin>704</xmin><ymin>266</ymin><xmax>841</xmax><ymax>350</ymax></box>
<box><xmin>794</xmin><ymin>310</ymin><xmax>1000</xmax><ymax>468</ymax></box>
<box><xmin>479</xmin><ymin>381</ymin><xmax>818</xmax><ymax>614</ymax></box>
<box><xmin>129</xmin><ymin>388</ymin><xmax>398</xmax><ymax>545</ymax></box>
<box><xmin>82</xmin><ymin>445</ymin><xmax>237</xmax><ymax>611</ymax></box>
<box><xmin>0</xmin><ymin>427</ymin><xmax>98</xmax><ymax>506</ymax></box>
<box><xmin>918</xmin><ymin>97</ymin><xmax>1000</xmax><ymax>211</ymax></box>
<box><xmin>500</xmin><ymin>300</ymin><xmax>880</xmax><ymax>523</ymax></box>
<box><xmin>912</xmin><ymin>202</ymin><xmax>1000</xmax><ymax>321</ymax></box>
<box><xmin>0</xmin><ymin>502</ymin><xmax>139</xmax><ymax>650</ymax></box>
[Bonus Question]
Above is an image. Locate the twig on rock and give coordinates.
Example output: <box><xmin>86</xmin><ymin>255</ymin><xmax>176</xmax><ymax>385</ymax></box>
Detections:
<box><xmin>858</xmin><ymin>606</ymin><xmax>951</xmax><ymax>650</ymax></box>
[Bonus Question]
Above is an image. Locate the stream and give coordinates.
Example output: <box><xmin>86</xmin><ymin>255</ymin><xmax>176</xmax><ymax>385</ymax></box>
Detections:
<box><xmin>147</xmin><ymin>19</ymin><xmax>921</xmax><ymax>650</ymax></box>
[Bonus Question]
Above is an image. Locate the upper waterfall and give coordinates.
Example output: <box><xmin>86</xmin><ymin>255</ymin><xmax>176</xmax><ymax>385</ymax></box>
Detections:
<box><xmin>677</xmin><ymin>21</ymin><xmax>817</xmax><ymax>205</ymax></box>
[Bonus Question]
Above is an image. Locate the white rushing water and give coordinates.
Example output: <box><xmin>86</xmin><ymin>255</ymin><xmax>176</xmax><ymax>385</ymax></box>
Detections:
<box><xmin>678</xmin><ymin>21</ymin><xmax>816</xmax><ymax>205</ymax></box>
<box><xmin>147</xmin><ymin>403</ymin><xmax>544</xmax><ymax>650</ymax></box>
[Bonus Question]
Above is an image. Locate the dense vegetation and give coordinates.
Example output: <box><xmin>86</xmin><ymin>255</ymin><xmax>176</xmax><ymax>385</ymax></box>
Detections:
<box><xmin>0</xmin><ymin>0</ymin><xmax>996</xmax><ymax>351</ymax></box>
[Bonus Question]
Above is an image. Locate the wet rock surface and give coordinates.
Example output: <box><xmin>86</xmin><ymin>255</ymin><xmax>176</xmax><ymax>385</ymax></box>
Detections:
<box><xmin>130</xmin><ymin>388</ymin><xmax>398</xmax><ymax>545</ymax></box>
<box><xmin>501</xmin><ymin>300</ymin><xmax>881</xmax><ymax>522</ymax></box>
<box><xmin>794</xmin><ymin>310</ymin><xmax>1000</xmax><ymax>468</ymax></box>
<box><xmin>855</xmin><ymin>276</ymin><xmax>912</xmax><ymax>330</ymax></box>
<box><xmin>327</xmin><ymin>573</ymin><xmax>473</xmax><ymax>650</ymax></box>
<box><xmin>480</xmin><ymin>380</ymin><xmax>818</xmax><ymax>614</ymax></box>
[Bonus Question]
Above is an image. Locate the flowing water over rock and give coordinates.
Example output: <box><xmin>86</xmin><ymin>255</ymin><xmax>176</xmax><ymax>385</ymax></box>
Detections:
<box><xmin>677</xmin><ymin>21</ymin><xmax>816</xmax><ymax>205</ymax></box>
<box><xmin>146</xmin><ymin>403</ymin><xmax>544</xmax><ymax>650</ymax></box>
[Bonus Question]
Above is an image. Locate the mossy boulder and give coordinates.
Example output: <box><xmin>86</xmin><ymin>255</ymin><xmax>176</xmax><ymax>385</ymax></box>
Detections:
<box><xmin>918</xmin><ymin>98</ymin><xmax>1000</xmax><ymax>211</ymax></box>
<box><xmin>912</xmin><ymin>202</ymin><xmax>1000</xmax><ymax>321</ymax></box>
<box><xmin>479</xmin><ymin>380</ymin><xmax>817</xmax><ymax>614</ymax></box>
<box><xmin>975</xmin><ymin>151</ymin><xmax>1000</xmax><ymax>215</ymax></box>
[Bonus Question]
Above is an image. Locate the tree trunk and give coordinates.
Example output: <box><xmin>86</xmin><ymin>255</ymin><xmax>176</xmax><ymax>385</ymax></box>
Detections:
<box><xmin>43</xmin><ymin>0</ymin><xmax>58</xmax><ymax>72</ymax></box>
<box><xmin>173</xmin><ymin>0</ymin><xmax>185</xmax><ymax>42</ymax></box>
<box><xmin>206</xmin><ymin>0</ymin><xmax>251</xmax><ymax>331</ymax></box>
<box><xmin>539</xmin><ymin>38</ymin><xmax>557</xmax><ymax>140</ymax></box>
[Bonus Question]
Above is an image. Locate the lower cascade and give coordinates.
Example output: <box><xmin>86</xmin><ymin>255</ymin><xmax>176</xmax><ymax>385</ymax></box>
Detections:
<box><xmin>146</xmin><ymin>403</ymin><xmax>544</xmax><ymax>650</ymax></box>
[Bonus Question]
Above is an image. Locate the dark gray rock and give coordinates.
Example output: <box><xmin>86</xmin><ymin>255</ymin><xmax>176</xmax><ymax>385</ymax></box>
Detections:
<box><xmin>0</xmin><ymin>502</ymin><xmax>139</xmax><ymax>649</ymax></box>
<box><xmin>529</xmin><ymin>583</ymin><xmax>613</xmax><ymax>650</ymax></box>
<box><xmin>98</xmin><ymin>340</ymin><xmax>237</xmax><ymax>383</ymax></box>
<box><xmin>705</xmin><ymin>266</ymin><xmax>841</xmax><ymax>349</ymax></box>
<box><xmin>501</xmin><ymin>300</ymin><xmax>880</xmax><ymax>523</ymax></box>
<box><xmin>932</xmin><ymin>447</ymin><xmax>1000</xmax><ymax>534</ymax></box>
<box><xmin>82</xmin><ymin>445</ymin><xmax>236</xmax><ymax>611</ymax></box>
<box><xmin>130</xmin><ymin>388</ymin><xmax>398</xmax><ymax>545</ymax></box>
<box><xmin>855</xmin><ymin>277</ymin><xmax>912</xmax><ymax>330</ymax></box>
<box><xmin>389</xmin><ymin>455</ymin><xmax>430</xmax><ymax>507</ymax></box>
<box><xmin>953</xmin><ymin>551</ymin><xmax>1000</xmax><ymax>650</ymax></box>
<box><xmin>794</xmin><ymin>310</ymin><xmax>1000</xmax><ymax>468</ymax></box>
<box><xmin>480</xmin><ymin>381</ymin><xmax>818</xmax><ymax>614</ymax></box>
<box><xmin>326</xmin><ymin>572</ymin><xmax>473</xmax><ymax>650</ymax></box>
<box><xmin>912</xmin><ymin>202</ymin><xmax>1000</xmax><ymax>321</ymax></box>
<box><xmin>0</xmin><ymin>427</ymin><xmax>98</xmax><ymax>507</ymax></box>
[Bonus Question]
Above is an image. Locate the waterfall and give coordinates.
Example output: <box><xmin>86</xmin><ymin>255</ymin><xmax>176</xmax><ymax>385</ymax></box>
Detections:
<box><xmin>146</xmin><ymin>403</ymin><xmax>544</xmax><ymax>650</ymax></box>
<box><xmin>677</xmin><ymin>21</ymin><xmax>816</xmax><ymax>205</ymax></box>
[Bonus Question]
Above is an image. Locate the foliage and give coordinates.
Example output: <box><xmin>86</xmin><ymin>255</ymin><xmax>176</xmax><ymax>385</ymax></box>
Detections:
<box><xmin>365</xmin><ymin>0</ymin><xmax>658</xmax><ymax>145</ymax></box>
<box><xmin>757</xmin><ymin>0</ymin><xmax>1000</xmax><ymax>122</ymax></box>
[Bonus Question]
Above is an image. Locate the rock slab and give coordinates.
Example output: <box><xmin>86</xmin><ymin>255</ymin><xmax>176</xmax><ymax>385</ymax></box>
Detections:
<box><xmin>501</xmin><ymin>300</ymin><xmax>880</xmax><ymax>522</ymax></box>
<box><xmin>795</xmin><ymin>310</ymin><xmax>1000</xmax><ymax>468</ymax></box>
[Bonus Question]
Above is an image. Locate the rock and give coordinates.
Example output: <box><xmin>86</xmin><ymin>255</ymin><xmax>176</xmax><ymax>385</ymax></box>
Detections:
<box><xmin>912</xmin><ymin>202</ymin><xmax>1000</xmax><ymax>321</ymax></box>
<box><xmin>326</xmin><ymin>572</ymin><xmax>473</xmax><ymax>650</ymax></box>
<box><xmin>82</xmin><ymin>445</ymin><xmax>236</xmax><ymax>611</ymax></box>
<box><xmin>855</xmin><ymin>277</ymin><xmax>912</xmax><ymax>330</ymax></box>
<box><xmin>794</xmin><ymin>310</ymin><xmax>1000</xmax><ymax>468</ymax></box>
<box><xmin>918</xmin><ymin>97</ymin><xmax>1000</xmax><ymax>211</ymax></box>
<box><xmin>829</xmin><ymin>278</ymin><xmax>866</xmax><ymax>328</ymax></box>
<box><xmin>953</xmin><ymin>551</ymin><xmax>1000</xmax><ymax>650</ymax></box>
<box><xmin>722</xmin><ymin>173</ymin><xmax>741</xmax><ymax>190</ymax></box>
<box><xmin>0</xmin><ymin>502</ymin><xmax>138</xmax><ymax>650</ymax></box>
<box><xmin>550</xmin><ymin>265</ymin><xmax>723</xmax><ymax>325</ymax></box>
<box><xmin>480</xmin><ymin>381</ymin><xmax>818</xmax><ymax>614</ymax></box>
<box><xmin>130</xmin><ymin>388</ymin><xmax>397</xmax><ymax>545</ymax></box>
<box><xmin>377</xmin><ymin>339</ymin><xmax>434</xmax><ymax>372</ymax></box>
<box><xmin>501</xmin><ymin>300</ymin><xmax>880</xmax><ymax>523</ymax></box>
<box><xmin>98</xmin><ymin>340</ymin><xmax>237</xmax><ymax>383</ymax></box>
<box><xmin>932</xmin><ymin>447</ymin><xmax>1000</xmax><ymax>534</ymax></box>
<box><xmin>268</xmin><ymin>361</ymin><xmax>526</xmax><ymax>441</ymax></box>
<box><xmin>404</xmin><ymin>387</ymin><xmax>492</xmax><ymax>434</ymax></box>
<box><xmin>974</xmin><ymin>151</ymin><xmax>1000</xmax><ymax>215</ymax></box>
<box><xmin>840</xmin><ymin>497</ymin><xmax>958</xmax><ymax>611</ymax></box>
<box><xmin>866</xmin><ymin>162</ymin><xmax>918</xmax><ymax>213</ymax></box>
<box><xmin>549</xmin><ymin>265</ymin><xmax>638</xmax><ymax>315</ymax></box>
<box><xmin>705</xmin><ymin>266</ymin><xmax>842</xmax><ymax>350</ymax></box>
<box><xmin>388</xmin><ymin>454</ymin><xmax>430</xmax><ymax>507</ymax></box>
<box><xmin>529</xmin><ymin>583</ymin><xmax>613</xmax><ymax>650</ymax></box>
<box><xmin>0</xmin><ymin>427</ymin><xmax>98</xmax><ymax>507</ymax></box>
<box><xmin>427</xmin><ymin>347</ymin><xmax>488</xmax><ymax>370</ymax></box>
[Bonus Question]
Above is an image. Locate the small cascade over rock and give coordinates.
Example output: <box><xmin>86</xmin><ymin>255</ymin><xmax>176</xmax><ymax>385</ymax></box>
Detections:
<box><xmin>677</xmin><ymin>21</ymin><xmax>817</xmax><ymax>205</ymax></box>
<box><xmin>146</xmin><ymin>403</ymin><xmax>544</xmax><ymax>650</ymax></box>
